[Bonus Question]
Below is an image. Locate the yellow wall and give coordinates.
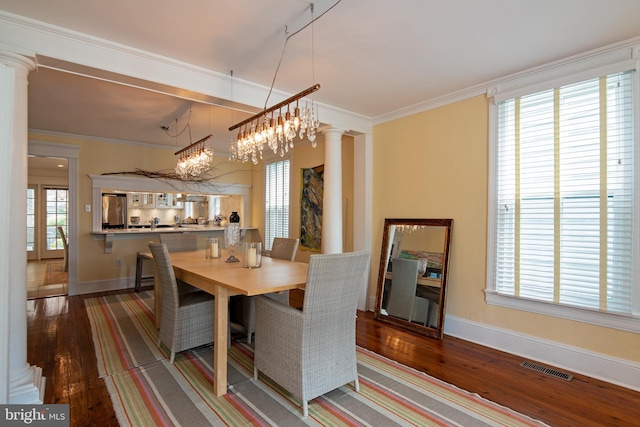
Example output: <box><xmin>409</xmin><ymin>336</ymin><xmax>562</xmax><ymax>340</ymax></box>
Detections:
<box><xmin>399</xmin><ymin>227</ymin><xmax>445</xmax><ymax>254</ymax></box>
<box><xmin>372</xmin><ymin>95</ymin><xmax>639</xmax><ymax>363</ymax></box>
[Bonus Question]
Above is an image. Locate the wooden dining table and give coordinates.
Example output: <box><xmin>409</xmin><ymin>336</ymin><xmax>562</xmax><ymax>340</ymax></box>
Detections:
<box><xmin>153</xmin><ymin>250</ymin><xmax>309</xmax><ymax>396</ymax></box>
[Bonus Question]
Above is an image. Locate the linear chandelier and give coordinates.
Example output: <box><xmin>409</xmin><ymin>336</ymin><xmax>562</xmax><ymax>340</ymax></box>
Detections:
<box><xmin>228</xmin><ymin>84</ymin><xmax>320</xmax><ymax>165</ymax></box>
<box><xmin>174</xmin><ymin>133</ymin><xmax>214</xmax><ymax>179</ymax></box>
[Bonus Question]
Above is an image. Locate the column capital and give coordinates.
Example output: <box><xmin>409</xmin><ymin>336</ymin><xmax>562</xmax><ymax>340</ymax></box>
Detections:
<box><xmin>0</xmin><ymin>51</ymin><xmax>36</xmax><ymax>73</ymax></box>
<box><xmin>322</xmin><ymin>127</ymin><xmax>345</xmax><ymax>138</ymax></box>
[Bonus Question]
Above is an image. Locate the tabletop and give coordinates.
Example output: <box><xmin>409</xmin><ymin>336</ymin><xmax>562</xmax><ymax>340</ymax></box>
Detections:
<box><xmin>167</xmin><ymin>250</ymin><xmax>308</xmax><ymax>296</ymax></box>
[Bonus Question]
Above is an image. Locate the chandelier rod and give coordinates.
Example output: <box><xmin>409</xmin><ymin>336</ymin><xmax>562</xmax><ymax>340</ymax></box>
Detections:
<box><xmin>174</xmin><ymin>134</ymin><xmax>212</xmax><ymax>156</ymax></box>
<box><xmin>228</xmin><ymin>84</ymin><xmax>320</xmax><ymax>132</ymax></box>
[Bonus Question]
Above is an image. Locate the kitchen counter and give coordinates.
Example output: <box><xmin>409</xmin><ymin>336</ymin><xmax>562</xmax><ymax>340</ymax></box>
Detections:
<box><xmin>92</xmin><ymin>225</ymin><xmax>257</xmax><ymax>253</ymax></box>
<box><xmin>94</xmin><ymin>224</ymin><xmax>239</xmax><ymax>234</ymax></box>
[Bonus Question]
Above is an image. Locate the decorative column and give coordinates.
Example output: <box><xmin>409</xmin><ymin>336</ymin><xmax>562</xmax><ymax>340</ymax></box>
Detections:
<box><xmin>321</xmin><ymin>127</ymin><xmax>344</xmax><ymax>254</ymax></box>
<box><xmin>0</xmin><ymin>51</ymin><xmax>44</xmax><ymax>404</ymax></box>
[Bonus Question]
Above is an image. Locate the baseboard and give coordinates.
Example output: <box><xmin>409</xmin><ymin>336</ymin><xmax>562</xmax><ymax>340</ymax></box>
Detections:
<box><xmin>71</xmin><ymin>278</ymin><xmax>135</xmax><ymax>295</ymax></box>
<box><xmin>445</xmin><ymin>315</ymin><xmax>640</xmax><ymax>392</ymax></box>
<box><xmin>366</xmin><ymin>295</ymin><xmax>639</xmax><ymax>392</ymax></box>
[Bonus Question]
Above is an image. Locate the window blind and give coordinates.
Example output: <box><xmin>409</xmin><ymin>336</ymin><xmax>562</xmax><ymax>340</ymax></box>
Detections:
<box><xmin>494</xmin><ymin>71</ymin><xmax>635</xmax><ymax>316</ymax></box>
<box><xmin>264</xmin><ymin>159</ymin><xmax>290</xmax><ymax>251</ymax></box>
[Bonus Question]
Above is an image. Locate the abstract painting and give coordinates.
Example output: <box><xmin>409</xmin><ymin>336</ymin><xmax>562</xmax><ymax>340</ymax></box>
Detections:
<box><xmin>300</xmin><ymin>165</ymin><xmax>323</xmax><ymax>251</ymax></box>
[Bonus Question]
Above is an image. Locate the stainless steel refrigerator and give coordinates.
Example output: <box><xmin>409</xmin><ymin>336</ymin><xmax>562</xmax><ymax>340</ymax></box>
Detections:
<box><xmin>102</xmin><ymin>193</ymin><xmax>127</xmax><ymax>229</ymax></box>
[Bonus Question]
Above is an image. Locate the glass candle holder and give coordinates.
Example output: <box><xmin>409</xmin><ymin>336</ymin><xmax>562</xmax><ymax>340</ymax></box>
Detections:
<box><xmin>224</xmin><ymin>223</ymin><xmax>241</xmax><ymax>263</ymax></box>
<box><xmin>243</xmin><ymin>242</ymin><xmax>262</xmax><ymax>268</ymax></box>
<box><xmin>206</xmin><ymin>237</ymin><xmax>220</xmax><ymax>259</ymax></box>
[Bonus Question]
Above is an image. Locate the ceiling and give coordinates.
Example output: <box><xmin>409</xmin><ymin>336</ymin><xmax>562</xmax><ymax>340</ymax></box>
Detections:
<box><xmin>2</xmin><ymin>0</ymin><xmax>640</xmax><ymax>156</ymax></box>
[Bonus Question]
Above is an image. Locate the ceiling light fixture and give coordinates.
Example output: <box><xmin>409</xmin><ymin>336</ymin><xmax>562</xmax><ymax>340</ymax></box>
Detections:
<box><xmin>228</xmin><ymin>1</ymin><xmax>340</xmax><ymax>165</ymax></box>
<box><xmin>228</xmin><ymin>84</ymin><xmax>320</xmax><ymax>165</ymax></box>
<box><xmin>167</xmin><ymin>108</ymin><xmax>214</xmax><ymax>179</ymax></box>
<box><xmin>175</xmin><ymin>133</ymin><xmax>214</xmax><ymax>179</ymax></box>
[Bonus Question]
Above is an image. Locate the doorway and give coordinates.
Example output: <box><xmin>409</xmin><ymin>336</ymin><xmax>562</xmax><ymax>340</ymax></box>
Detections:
<box><xmin>27</xmin><ymin>156</ymin><xmax>69</xmax><ymax>298</ymax></box>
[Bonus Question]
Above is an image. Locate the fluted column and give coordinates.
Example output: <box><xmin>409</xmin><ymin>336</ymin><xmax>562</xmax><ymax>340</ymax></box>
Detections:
<box><xmin>0</xmin><ymin>51</ymin><xmax>44</xmax><ymax>404</ymax></box>
<box><xmin>321</xmin><ymin>127</ymin><xmax>344</xmax><ymax>254</ymax></box>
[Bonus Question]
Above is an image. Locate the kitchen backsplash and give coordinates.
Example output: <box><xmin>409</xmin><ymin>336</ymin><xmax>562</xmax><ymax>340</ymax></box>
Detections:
<box><xmin>128</xmin><ymin>208</ymin><xmax>183</xmax><ymax>225</ymax></box>
<box><xmin>128</xmin><ymin>195</ymin><xmax>241</xmax><ymax>225</ymax></box>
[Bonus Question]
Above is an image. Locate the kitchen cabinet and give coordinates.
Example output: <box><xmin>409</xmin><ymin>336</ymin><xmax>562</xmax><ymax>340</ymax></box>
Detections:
<box><xmin>129</xmin><ymin>193</ymin><xmax>155</xmax><ymax>208</ymax></box>
<box><xmin>172</xmin><ymin>195</ymin><xmax>184</xmax><ymax>209</ymax></box>
<box><xmin>156</xmin><ymin>193</ymin><xmax>170</xmax><ymax>208</ymax></box>
<box><xmin>156</xmin><ymin>193</ymin><xmax>183</xmax><ymax>209</ymax></box>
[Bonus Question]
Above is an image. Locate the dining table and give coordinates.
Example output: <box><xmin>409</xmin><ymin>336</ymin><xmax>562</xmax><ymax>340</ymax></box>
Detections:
<box><xmin>153</xmin><ymin>250</ymin><xmax>309</xmax><ymax>396</ymax></box>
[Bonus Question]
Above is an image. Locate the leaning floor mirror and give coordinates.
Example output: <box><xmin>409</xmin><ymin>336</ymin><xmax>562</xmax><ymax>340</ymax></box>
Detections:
<box><xmin>374</xmin><ymin>218</ymin><xmax>453</xmax><ymax>339</ymax></box>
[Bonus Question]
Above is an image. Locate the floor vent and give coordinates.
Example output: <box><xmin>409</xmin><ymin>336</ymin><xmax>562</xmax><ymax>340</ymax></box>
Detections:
<box><xmin>520</xmin><ymin>361</ymin><xmax>573</xmax><ymax>381</ymax></box>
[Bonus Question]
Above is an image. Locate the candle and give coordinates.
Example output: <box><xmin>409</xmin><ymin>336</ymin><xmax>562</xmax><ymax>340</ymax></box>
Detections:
<box><xmin>247</xmin><ymin>247</ymin><xmax>257</xmax><ymax>267</ymax></box>
<box><xmin>206</xmin><ymin>239</ymin><xmax>219</xmax><ymax>258</ymax></box>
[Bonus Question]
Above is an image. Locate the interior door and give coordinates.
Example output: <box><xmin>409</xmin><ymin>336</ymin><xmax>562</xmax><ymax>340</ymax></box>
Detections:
<box><xmin>41</xmin><ymin>187</ymin><xmax>68</xmax><ymax>260</ymax></box>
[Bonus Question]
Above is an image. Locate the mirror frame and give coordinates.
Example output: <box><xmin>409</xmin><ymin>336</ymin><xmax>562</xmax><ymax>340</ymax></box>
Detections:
<box><xmin>373</xmin><ymin>218</ymin><xmax>453</xmax><ymax>339</ymax></box>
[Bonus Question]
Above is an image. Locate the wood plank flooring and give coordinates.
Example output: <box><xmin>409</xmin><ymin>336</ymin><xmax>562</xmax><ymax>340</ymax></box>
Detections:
<box><xmin>26</xmin><ymin>287</ymin><xmax>639</xmax><ymax>426</ymax></box>
<box><xmin>27</xmin><ymin>259</ymin><xmax>68</xmax><ymax>299</ymax></box>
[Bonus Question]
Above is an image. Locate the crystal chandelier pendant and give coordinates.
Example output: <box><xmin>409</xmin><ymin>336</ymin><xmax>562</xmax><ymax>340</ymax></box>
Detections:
<box><xmin>175</xmin><ymin>134</ymin><xmax>213</xmax><ymax>179</ymax></box>
<box><xmin>228</xmin><ymin>84</ymin><xmax>320</xmax><ymax>164</ymax></box>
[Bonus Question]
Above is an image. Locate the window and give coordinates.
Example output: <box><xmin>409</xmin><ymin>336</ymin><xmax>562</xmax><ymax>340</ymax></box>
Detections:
<box><xmin>487</xmin><ymin>56</ymin><xmax>639</xmax><ymax>331</ymax></box>
<box><xmin>27</xmin><ymin>187</ymin><xmax>35</xmax><ymax>252</ymax></box>
<box><xmin>265</xmin><ymin>159</ymin><xmax>290</xmax><ymax>251</ymax></box>
<box><xmin>46</xmin><ymin>188</ymin><xmax>68</xmax><ymax>250</ymax></box>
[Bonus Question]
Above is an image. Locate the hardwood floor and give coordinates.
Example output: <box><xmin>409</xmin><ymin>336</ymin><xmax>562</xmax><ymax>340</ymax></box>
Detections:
<box><xmin>27</xmin><ymin>259</ymin><xmax>68</xmax><ymax>299</ymax></box>
<box><xmin>356</xmin><ymin>311</ymin><xmax>639</xmax><ymax>427</ymax></box>
<box><xmin>27</xmin><ymin>287</ymin><xmax>639</xmax><ymax>427</ymax></box>
<box><xmin>27</xmin><ymin>290</ymin><xmax>120</xmax><ymax>426</ymax></box>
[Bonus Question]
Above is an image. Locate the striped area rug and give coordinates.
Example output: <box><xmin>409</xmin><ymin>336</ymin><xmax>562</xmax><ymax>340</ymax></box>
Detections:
<box><xmin>85</xmin><ymin>292</ymin><xmax>548</xmax><ymax>426</ymax></box>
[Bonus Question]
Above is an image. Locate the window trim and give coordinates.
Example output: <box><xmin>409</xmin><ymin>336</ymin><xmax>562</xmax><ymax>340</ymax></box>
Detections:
<box><xmin>485</xmin><ymin>292</ymin><xmax>640</xmax><ymax>334</ymax></box>
<box><xmin>486</xmin><ymin>44</ymin><xmax>640</xmax><ymax>333</ymax></box>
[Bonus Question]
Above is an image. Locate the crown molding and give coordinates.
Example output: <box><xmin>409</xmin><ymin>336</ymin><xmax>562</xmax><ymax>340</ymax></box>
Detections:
<box><xmin>374</xmin><ymin>36</ymin><xmax>640</xmax><ymax>125</ymax></box>
<box><xmin>0</xmin><ymin>10</ymin><xmax>372</xmax><ymax>134</ymax></box>
<box><xmin>372</xmin><ymin>85</ymin><xmax>488</xmax><ymax>125</ymax></box>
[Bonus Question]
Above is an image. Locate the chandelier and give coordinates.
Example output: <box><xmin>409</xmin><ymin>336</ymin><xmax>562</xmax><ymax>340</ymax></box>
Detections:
<box><xmin>228</xmin><ymin>84</ymin><xmax>320</xmax><ymax>165</ymax></box>
<box><xmin>174</xmin><ymin>134</ymin><xmax>214</xmax><ymax>179</ymax></box>
<box><xmin>396</xmin><ymin>225</ymin><xmax>431</xmax><ymax>233</ymax></box>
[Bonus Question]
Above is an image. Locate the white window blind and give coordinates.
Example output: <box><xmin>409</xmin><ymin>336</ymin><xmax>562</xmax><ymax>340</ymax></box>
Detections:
<box><xmin>492</xmin><ymin>70</ymin><xmax>636</xmax><ymax>317</ymax></box>
<box><xmin>264</xmin><ymin>159</ymin><xmax>290</xmax><ymax>251</ymax></box>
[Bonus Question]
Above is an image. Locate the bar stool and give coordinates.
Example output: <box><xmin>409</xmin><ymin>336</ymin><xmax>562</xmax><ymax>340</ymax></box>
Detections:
<box><xmin>134</xmin><ymin>252</ymin><xmax>154</xmax><ymax>291</ymax></box>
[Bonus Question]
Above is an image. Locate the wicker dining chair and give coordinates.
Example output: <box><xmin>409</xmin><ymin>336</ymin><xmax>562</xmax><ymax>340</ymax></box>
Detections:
<box><xmin>253</xmin><ymin>250</ymin><xmax>369</xmax><ymax>417</ymax></box>
<box><xmin>148</xmin><ymin>242</ymin><xmax>215</xmax><ymax>363</ymax></box>
<box><xmin>136</xmin><ymin>233</ymin><xmax>199</xmax><ymax>292</ymax></box>
<box><xmin>159</xmin><ymin>233</ymin><xmax>198</xmax><ymax>252</ymax></box>
<box><xmin>57</xmin><ymin>226</ymin><xmax>69</xmax><ymax>272</ymax></box>
<box><xmin>386</xmin><ymin>257</ymin><xmax>430</xmax><ymax>325</ymax></box>
<box><xmin>243</xmin><ymin>237</ymin><xmax>299</xmax><ymax>343</ymax></box>
<box><xmin>159</xmin><ymin>233</ymin><xmax>200</xmax><ymax>293</ymax></box>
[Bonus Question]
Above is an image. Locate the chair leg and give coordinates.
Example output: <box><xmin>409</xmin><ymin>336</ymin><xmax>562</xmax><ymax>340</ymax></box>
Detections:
<box><xmin>354</xmin><ymin>377</ymin><xmax>360</xmax><ymax>392</ymax></box>
<box><xmin>135</xmin><ymin>253</ymin><xmax>143</xmax><ymax>292</ymax></box>
<box><xmin>302</xmin><ymin>400</ymin><xmax>309</xmax><ymax>417</ymax></box>
<box><xmin>253</xmin><ymin>366</ymin><xmax>258</xmax><ymax>381</ymax></box>
<box><xmin>247</xmin><ymin>298</ymin><xmax>255</xmax><ymax>344</ymax></box>
<box><xmin>170</xmin><ymin>351</ymin><xmax>175</xmax><ymax>364</ymax></box>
